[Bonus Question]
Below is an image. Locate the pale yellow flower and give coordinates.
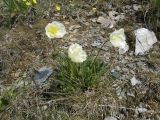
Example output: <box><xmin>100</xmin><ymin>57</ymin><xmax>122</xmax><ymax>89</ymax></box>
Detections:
<box><xmin>110</xmin><ymin>28</ymin><xmax>129</xmax><ymax>54</ymax></box>
<box><xmin>33</xmin><ymin>0</ymin><xmax>37</xmax><ymax>4</ymax></box>
<box><xmin>68</xmin><ymin>43</ymin><xmax>87</xmax><ymax>63</ymax></box>
<box><xmin>92</xmin><ymin>7</ymin><xmax>97</xmax><ymax>12</ymax></box>
<box><xmin>45</xmin><ymin>21</ymin><xmax>66</xmax><ymax>39</ymax></box>
<box><xmin>110</xmin><ymin>28</ymin><xmax>126</xmax><ymax>47</ymax></box>
<box><xmin>26</xmin><ymin>2</ymin><xmax>32</xmax><ymax>6</ymax></box>
<box><xmin>56</xmin><ymin>5</ymin><xmax>61</xmax><ymax>11</ymax></box>
<box><xmin>23</xmin><ymin>0</ymin><xmax>37</xmax><ymax>5</ymax></box>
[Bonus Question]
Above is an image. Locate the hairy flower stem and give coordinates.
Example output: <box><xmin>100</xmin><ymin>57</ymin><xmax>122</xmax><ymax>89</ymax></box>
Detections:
<box><xmin>91</xmin><ymin>40</ymin><xmax>108</xmax><ymax>65</ymax></box>
<box><xmin>50</xmin><ymin>39</ymin><xmax>58</xmax><ymax>58</ymax></box>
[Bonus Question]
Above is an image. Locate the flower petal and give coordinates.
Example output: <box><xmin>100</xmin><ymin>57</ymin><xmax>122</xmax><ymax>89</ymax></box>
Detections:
<box><xmin>110</xmin><ymin>28</ymin><xmax>129</xmax><ymax>54</ymax></box>
<box><xmin>68</xmin><ymin>43</ymin><xmax>87</xmax><ymax>63</ymax></box>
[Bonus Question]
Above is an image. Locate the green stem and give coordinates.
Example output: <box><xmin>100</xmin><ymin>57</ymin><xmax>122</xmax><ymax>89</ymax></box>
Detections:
<box><xmin>91</xmin><ymin>40</ymin><xmax>108</xmax><ymax>65</ymax></box>
<box><xmin>51</xmin><ymin>38</ymin><xmax>58</xmax><ymax>58</ymax></box>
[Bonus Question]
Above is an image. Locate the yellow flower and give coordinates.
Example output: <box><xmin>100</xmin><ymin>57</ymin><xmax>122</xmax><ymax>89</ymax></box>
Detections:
<box><xmin>23</xmin><ymin>0</ymin><xmax>37</xmax><ymax>6</ymax></box>
<box><xmin>56</xmin><ymin>4</ymin><xmax>61</xmax><ymax>11</ymax></box>
<box><xmin>45</xmin><ymin>21</ymin><xmax>66</xmax><ymax>39</ymax></box>
<box><xmin>33</xmin><ymin>0</ymin><xmax>37</xmax><ymax>4</ymax></box>
<box><xmin>68</xmin><ymin>43</ymin><xmax>87</xmax><ymax>63</ymax></box>
<box><xmin>26</xmin><ymin>2</ymin><xmax>32</xmax><ymax>6</ymax></box>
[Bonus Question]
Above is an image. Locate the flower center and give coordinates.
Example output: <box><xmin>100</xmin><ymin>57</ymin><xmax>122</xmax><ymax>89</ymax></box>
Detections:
<box><xmin>111</xmin><ymin>35</ymin><xmax>121</xmax><ymax>42</ymax></box>
<box><xmin>48</xmin><ymin>25</ymin><xmax>59</xmax><ymax>35</ymax></box>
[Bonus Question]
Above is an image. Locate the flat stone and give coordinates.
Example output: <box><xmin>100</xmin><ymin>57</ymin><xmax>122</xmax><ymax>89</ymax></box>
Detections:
<box><xmin>34</xmin><ymin>66</ymin><xmax>53</xmax><ymax>85</ymax></box>
<box><xmin>104</xmin><ymin>116</ymin><xmax>117</xmax><ymax>120</ymax></box>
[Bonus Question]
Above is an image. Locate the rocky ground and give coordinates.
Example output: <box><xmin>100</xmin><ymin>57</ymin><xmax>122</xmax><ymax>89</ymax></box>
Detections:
<box><xmin>0</xmin><ymin>0</ymin><xmax>160</xmax><ymax>120</ymax></box>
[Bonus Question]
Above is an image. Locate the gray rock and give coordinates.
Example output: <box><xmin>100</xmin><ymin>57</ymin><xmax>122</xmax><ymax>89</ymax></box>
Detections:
<box><xmin>136</xmin><ymin>61</ymin><xmax>145</xmax><ymax>66</ymax></box>
<box><xmin>111</xmin><ymin>69</ymin><xmax>121</xmax><ymax>79</ymax></box>
<box><xmin>122</xmin><ymin>68</ymin><xmax>129</xmax><ymax>73</ymax></box>
<box><xmin>97</xmin><ymin>16</ymin><xmax>110</xmax><ymax>28</ymax></box>
<box><xmin>134</xmin><ymin>28</ymin><xmax>157</xmax><ymax>55</ymax></box>
<box><xmin>91</xmin><ymin>40</ymin><xmax>102</xmax><ymax>47</ymax></box>
<box><xmin>130</xmin><ymin>77</ymin><xmax>141</xmax><ymax>86</ymax></box>
<box><xmin>104</xmin><ymin>116</ymin><xmax>117</xmax><ymax>120</ymax></box>
<box><xmin>136</xmin><ymin>107</ymin><xmax>147</xmax><ymax>113</ymax></box>
<box><xmin>121</xmin><ymin>59</ymin><xmax>128</xmax><ymax>64</ymax></box>
<box><xmin>34</xmin><ymin>66</ymin><xmax>53</xmax><ymax>85</ymax></box>
<box><xmin>127</xmin><ymin>63</ymin><xmax>135</xmax><ymax>69</ymax></box>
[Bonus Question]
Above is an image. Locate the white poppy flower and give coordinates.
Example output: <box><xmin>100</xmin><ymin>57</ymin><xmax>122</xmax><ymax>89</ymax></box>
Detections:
<box><xmin>110</xmin><ymin>28</ymin><xmax>129</xmax><ymax>54</ymax></box>
<box><xmin>45</xmin><ymin>21</ymin><xmax>66</xmax><ymax>39</ymax></box>
<box><xmin>68</xmin><ymin>43</ymin><xmax>87</xmax><ymax>63</ymax></box>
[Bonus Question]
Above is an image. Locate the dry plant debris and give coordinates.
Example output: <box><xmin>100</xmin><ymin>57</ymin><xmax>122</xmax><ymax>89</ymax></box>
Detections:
<box><xmin>0</xmin><ymin>0</ymin><xmax>160</xmax><ymax>120</ymax></box>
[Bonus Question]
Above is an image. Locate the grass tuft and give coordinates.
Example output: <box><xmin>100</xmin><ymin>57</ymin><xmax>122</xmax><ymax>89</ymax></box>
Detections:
<box><xmin>55</xmin><ymin>54</ymin><xmax>107</xmax><ymax>92</ymax></box>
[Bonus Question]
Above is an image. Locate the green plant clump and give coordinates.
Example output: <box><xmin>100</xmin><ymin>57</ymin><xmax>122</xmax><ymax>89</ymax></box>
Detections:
<box><xmin>0</xmin><ymin>88</ymin><xmax>16</xmax><ymax>111</ymax></box>
<box><xmin>3</xmin><ymin>0</ymin><xmax>36</xmax><ymax>13</ymax></box>
<box><xmin>56</xmin><ymin>54</ymin><xmax>107</xmax><ymax>92</ymax></box>
<box><xmin>154</xmin><ymin>0</ymin><xmax>160</xmax><ymax>6</ymax></box>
